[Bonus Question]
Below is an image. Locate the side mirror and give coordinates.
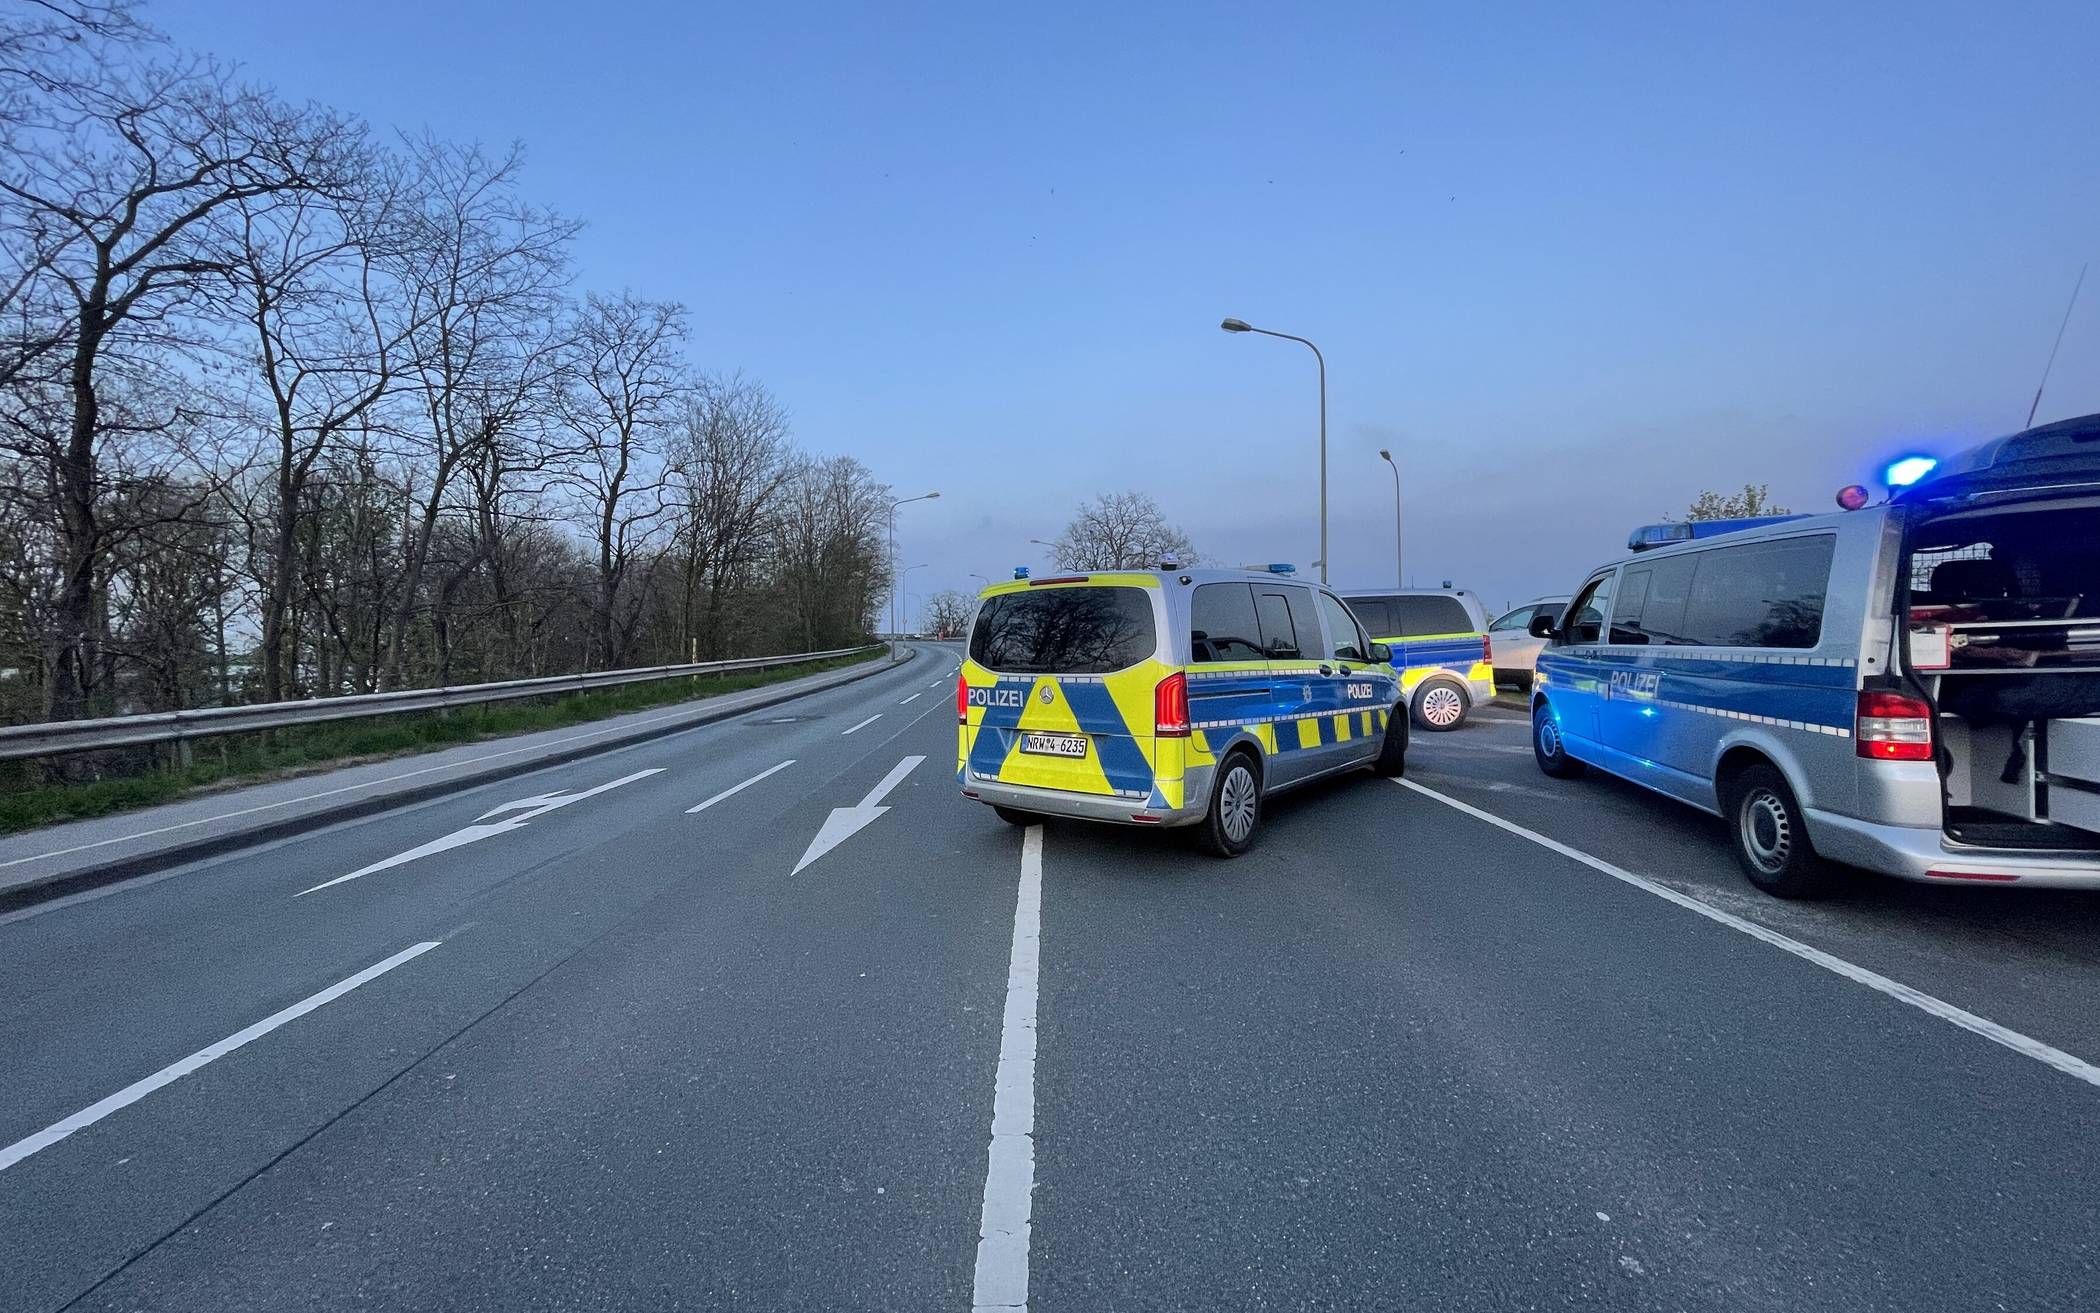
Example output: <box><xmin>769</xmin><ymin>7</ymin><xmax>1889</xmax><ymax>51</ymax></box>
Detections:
<box><xmin>1367</xmin><ymin>642</ymin><xmax>1392</xmax><ymax>664</ymax></box>
<box><xmin>1527</xmin><ymin>614</ymin><xmax>1559</xmax><ymax>640</ymax></box>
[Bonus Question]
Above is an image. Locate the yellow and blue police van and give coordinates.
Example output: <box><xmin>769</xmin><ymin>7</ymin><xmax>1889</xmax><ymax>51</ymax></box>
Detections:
<box><xmin>957</xmin><ymin>566</ymin><xmax>1408</xmax><ymax>855</ymax></box>
<box><xmin>1338</xmin><ymin>588</ymin><xmax>1496</xmax><ymax>731</ymax></box>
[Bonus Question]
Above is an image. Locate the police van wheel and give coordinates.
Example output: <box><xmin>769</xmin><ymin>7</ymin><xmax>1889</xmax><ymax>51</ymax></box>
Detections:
<box><xmin>1198</xmin><ymin>752</ymin><xmax>1262</xmax><ymax>858</ymax></box>
<box><xmin>1372</xmin><ymin>710</ymin><xmax>1409</xmax><ymax>777</ymax></box>
<box><xmin>1533</xmin><ymin>701</ymin><xmax>1585</xmax><ymax>778</ymax></box>
<box><xmin>1724</xmin><ymin>763</ymin><xmax>1833</xmax><ymax>899</ymax></box>
<box><xmin>1411</xmin><ymin>679</ymin><xmax>1469</xmax><ymax>732</ymax></box>
<box><xmin>992</xmin><ymin>805</ymin><xmax>1034</xmax><ymax>827</ymax></box>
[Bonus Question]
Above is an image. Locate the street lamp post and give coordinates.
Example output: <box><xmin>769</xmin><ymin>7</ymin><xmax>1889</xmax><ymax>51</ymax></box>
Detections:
<box><xmin>1222</xmin><ymin>317</ymin><xmax>1327</xmax><ymax>584</ymax></box>
<box><xmin>1378</xmin><ymin>448</ymin><xmax>1403</xmax><ymax>589</ymax></box>
<box><xmin>888</xmin><ymin>492</ymin><xmax>939</xmax><ymax>658</ymax></box>
<box><xmin>900</xmin><ymin>563</ymin><xmax>928</xmax><ymax>631</ymax></box>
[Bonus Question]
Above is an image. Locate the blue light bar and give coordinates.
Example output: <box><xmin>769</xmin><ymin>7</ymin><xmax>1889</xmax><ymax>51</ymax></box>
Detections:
<box><xmin>1627</xmin><ymin>515</ymin><xmax>1808</xmax><ymax>552</ymax></box>
<box><xmin>1884</xmin><ymin>455</ymin><xmax>1939</xmax><ymax>488</ymax></box>
<box><xmin>1012</xmin><ymin>566</ymin><xmax>1030</xmax><ymax>579</ymax></box>
<box><xmin>1265</xmin><ymin>563</ymin><xmax>1296</xmax><ymax>575</ymax></box>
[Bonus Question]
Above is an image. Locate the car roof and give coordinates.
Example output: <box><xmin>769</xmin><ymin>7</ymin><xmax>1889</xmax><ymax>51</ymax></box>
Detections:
<box><xmin>977</xmin><ymin>567</ymin><xmax>1329</xmax><ymax>596</ymax></box>
<box><xmin>1337</xmin><ymin>586</ymin><xmax>1477</xmax><ymax>599</ymax></box>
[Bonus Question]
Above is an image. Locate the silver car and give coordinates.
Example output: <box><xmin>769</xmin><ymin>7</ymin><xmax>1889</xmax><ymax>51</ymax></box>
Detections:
<box><xmin>1486</xmin><ymin>596</ymin><xmax>1569</xmax><ymax>689</ymax></box>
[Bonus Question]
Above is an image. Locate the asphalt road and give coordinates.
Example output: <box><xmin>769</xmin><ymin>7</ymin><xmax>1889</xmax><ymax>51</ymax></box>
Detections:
<box><xmin>3</xmin><ymin>650</ymin><xmax>2098</xmax><ymax>1311</ymax></box>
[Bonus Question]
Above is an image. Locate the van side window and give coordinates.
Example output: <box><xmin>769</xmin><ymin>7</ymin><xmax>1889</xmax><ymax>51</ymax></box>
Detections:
<box><xmin>1316</xmin><ymin>591</ymin><xmax>1368</xmax><ymax>662</ymax></box>
<box><xmin>1254</xmin><ymin>590</ymin><xmax>1302</xmax><ymax>659</ymax></box>
<box><xmin>1347</xmin><ymin>597</ymin><xmax>1396</xmax><ymax>637</ymax></box>
<box><xmin>1189</xmin><ymin>583</ymin><xmax>1265</xmax><ymax>663</ymax></box>
<box><xmin>1565</xmin><ymin>574</ymin><xmax>1613</xmax><ymax>644</ymax></box>
<box><xmin>1676</xmin><ymin>536</ymin><xmax>1835</xmax><ymax>648</ymax></box>
<box><xmin>1631</xmin><ymin>554</ymin><xmax>1698</xmax><ymax>644</ymax></box>
<box><xmin>1283</xmin><ymin>589</ymin><xmax>1323</xmax><ymax>660</ymax></box>
<box><xmin>1610</xmin><ymin>569</ymin><xmax>1653</xmax><ymax>644</ymax></box>
<box><xmin>1394</xmin><ymin>594</ymin><xmax>1474</xmax><ymax>637</ymax></box>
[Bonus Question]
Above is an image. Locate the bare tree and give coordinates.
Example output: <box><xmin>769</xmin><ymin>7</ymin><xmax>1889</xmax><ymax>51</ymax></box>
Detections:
<box><xmin>1050</xmin><ymin>490</ymin><xmax>1197</xmax><ymax>571</ymax></box>
<box><xmin>215</xmin><ymin>140</ymin><xmax>428</xmax><ymax>700</ymax></box>
<box><xmin>921</xmin><ymin>588</ymin><xmax>974</xmax><ymax>639</ymax></box>
<box><xmin>1682</xmin><ymin>484</ymin><xmax>1789</xmax><ymax>522</ymax></box>
<box><xmin>671</xmin><ymin>370</ymin><xmax>789</xmax><ymax>659</ymax></box>
<box><xmin>0</xmin><ymin>54</ymin><xmax>358</xmax><ymax>719</ymax></box>
<box><xmin>556</xmin><ymin>291</ymin><xmax>685</xmax><ymax>669</ymax></box>
<box><xmin>774</xmin><ymin>454</ymin><xmax>888</xmax><ymax>650</ymax></box>
<box><xmin>378</xmin><ymin>134</ymin><xmax>576</xmax><ymax>688</ymax></box>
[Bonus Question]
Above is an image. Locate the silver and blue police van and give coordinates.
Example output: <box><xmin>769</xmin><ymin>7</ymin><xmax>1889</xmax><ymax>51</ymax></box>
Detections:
<box><xmin>1530</xmin><ymin>412</ymin><xmax>2100</xmax><ymax>897</ymax></box>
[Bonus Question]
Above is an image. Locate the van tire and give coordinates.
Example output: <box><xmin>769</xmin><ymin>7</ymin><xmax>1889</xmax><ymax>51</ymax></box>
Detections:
<box><xmin>1723</xmin><ymin>763</ymin><xmax>1833</xmax><ymax>899</ymax></box>
<box><xmin>1411</xmin><ymin>678</ymin><xmax>1470</xmax><ymax>732</ymax></box>
<box><xmin>1372</xmin><ymin>708</ymin><xmax>1409</xmax><ymax>777</ymax></box>
<box><xmin>992</xmin><ymin>805</ymin><xmax>1034</xmax><ymax>827</ymax></box>
<box><xmin>1533</xmin><ymin>701</ymin><xmax>1585</xmax><ymax>778</ymax></box>
<box><xmin>1198</xmin><ymin>751</ymin><xmax>1263</xmax><ymax>858</ymax></box>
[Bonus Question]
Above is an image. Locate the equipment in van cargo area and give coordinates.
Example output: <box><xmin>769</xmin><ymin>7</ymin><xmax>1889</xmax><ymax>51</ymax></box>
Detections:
<box><xmin>1905</xmin><ymin>492</ymin><xmax>2100</xmax><ymax>844</ymax></box>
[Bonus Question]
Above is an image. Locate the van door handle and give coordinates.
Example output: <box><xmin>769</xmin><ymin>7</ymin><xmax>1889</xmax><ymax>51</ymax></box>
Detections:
<box><xmin>1317</xmin><ymin>664</ymin><xmax>1333</xmax><ymax>676</ymax></box>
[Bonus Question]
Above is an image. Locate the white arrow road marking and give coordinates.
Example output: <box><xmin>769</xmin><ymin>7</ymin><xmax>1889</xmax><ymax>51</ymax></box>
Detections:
<box><xmin>791</xmin><ymin>755</ymin><xmax>924</xmax><ymax>875</ymax></box>
<box><xmin>0</xmin><ymin>940</ymin><xmax>441</xmax><ymax>1172</ymax></box>
<box><xmin>297</xmin><ymin>769</ymin><xmax>664</xmax><ymax>896</ymax></box>
<box><xmin>686</xmin><ymin>760</ymin><xmax>795</xmax><ymax>814</ymax></box>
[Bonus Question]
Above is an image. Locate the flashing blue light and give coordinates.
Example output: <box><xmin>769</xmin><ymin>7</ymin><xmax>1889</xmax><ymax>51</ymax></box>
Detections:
<box><xmin>1884</xmin><ymin>455</ymin><xmax>1939</xmax><ymax>488</ymax></box>
<box><xmin>1265</xmin><ymin>563</ymin><xmax>1296</xmax><ymax>575</ymax></box>
<box><xmin>1012</xmin><ymin>566</ymin><xmax>1030</xmax><ymax>580</ymax></box>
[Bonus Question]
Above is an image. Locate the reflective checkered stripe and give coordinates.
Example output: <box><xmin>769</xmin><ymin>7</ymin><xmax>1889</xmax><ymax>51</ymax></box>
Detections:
<box><xmin>958</xmin><ymin>662</ymin><xmax>1180</xmax><ymax>807</ymax></box>
<box><xmin>1372</xmin><ymin>630</ymin><xmax>1491</xmax><ymax>692</ymax></box>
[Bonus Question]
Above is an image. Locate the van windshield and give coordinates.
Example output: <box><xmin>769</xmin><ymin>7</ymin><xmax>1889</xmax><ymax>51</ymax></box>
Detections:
<box><xmin>969</xmin><ymin>587</ymin><xmax>1157</xmax><ymax>674</ymax></box>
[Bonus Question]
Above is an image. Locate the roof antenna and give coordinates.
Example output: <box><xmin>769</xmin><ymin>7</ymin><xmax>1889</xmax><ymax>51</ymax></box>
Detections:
<box><xmin>2025</xmin><ymin>261</ymin><xmax>2087</xmax><ymax>429</ymax></box>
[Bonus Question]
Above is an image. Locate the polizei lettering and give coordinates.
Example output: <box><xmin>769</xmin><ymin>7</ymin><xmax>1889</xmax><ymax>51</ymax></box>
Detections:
<box><xmin>967</xmin><ymin>686</ymin><xmax>1025</xmax><ymax>709</ymax></box>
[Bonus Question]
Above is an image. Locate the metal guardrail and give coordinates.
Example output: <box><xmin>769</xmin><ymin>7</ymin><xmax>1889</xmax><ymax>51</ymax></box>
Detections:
<box><xmin>0</xmin><ymin>645</ymin><xmax>882</xmax><ymax>761</ymax></box>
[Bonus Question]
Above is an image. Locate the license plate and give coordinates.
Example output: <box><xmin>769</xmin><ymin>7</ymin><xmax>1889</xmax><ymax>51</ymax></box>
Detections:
<box><xmin>1020</xmin><ymin>732</ymin><xmax>1088</xmax><ymax>758</ymax></box>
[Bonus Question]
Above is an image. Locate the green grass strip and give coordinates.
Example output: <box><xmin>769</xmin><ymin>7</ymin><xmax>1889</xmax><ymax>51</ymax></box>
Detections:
<box><xmin>0</xmin><ymin>649</ymin><xmax>884</xmax><ymax>835</ymax></box>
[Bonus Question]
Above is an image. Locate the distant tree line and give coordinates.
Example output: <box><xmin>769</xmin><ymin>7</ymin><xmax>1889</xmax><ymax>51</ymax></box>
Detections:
<box><xmin>0</xmin><ymin>3</ymin><xmax>893</xmax><ymax>731</ymax></box>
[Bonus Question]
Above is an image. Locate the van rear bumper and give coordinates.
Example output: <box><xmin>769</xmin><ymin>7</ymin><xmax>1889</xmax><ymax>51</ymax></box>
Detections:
<box><xmin>962</xmin><ymin>768</ymin><xmax>1212</xmax><ymax>828</ymax></box>
<box><xmin>1806</xmin><ymin>808</ymin><xmax>2100</xmax><ymax>888</ymax></box>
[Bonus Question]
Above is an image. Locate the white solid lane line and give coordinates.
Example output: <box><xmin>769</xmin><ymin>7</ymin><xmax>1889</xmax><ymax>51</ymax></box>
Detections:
<box><xmin>685</xmin><ymin>759</ymin><xmax>796</xmax><ymax>814</ymax></box>
<box><xmin>842</xmin><ymin>714</ymin><xmax>882</xmax><ymax>735</ymax></box>
<box><xmin>1394</xmin><ymin>778</ymin><xmax>2100</xmax><ymax>1090</ymax></box>
<box><xmin>0</xmin><ymin>940</ymin><xmax>442</xmax><ymax>1173</ymax></box>
<box><xmin>296</xmin><ymin>769</ymin><xmax>664</xmax><ymax>897</ymax></box>
<box><xmin>972</xmin><ymin>824</ymin><xmax>1043</xmax><ymax>1311</ymax></box>
<box><xmin>901</xmin><ymin>692</ymin><xmax>922</xmax><ymax>704</ymax></box>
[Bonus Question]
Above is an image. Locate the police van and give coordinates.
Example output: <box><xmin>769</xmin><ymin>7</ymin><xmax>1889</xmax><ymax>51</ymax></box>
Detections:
<box><xmin>958</xmin><ymin>566</ymin><xmax>1408</xmax><ymax>855</ymax></box>
<box><xmin>1531</xmin><ymin>412</ymin><xmax>2100</xmax><ymax>896</ymax></box>
<box><xmin>1339</xmin><ymin>588</ymin><xmax>1496</xmax><ymax>730</ymax></box>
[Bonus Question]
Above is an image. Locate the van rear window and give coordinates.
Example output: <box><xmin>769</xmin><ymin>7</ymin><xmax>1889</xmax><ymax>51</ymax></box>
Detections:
<box><xmin>969</xmin><ymin>587</ymin><xmax>1157</xmax><ymax>674</ymax></box>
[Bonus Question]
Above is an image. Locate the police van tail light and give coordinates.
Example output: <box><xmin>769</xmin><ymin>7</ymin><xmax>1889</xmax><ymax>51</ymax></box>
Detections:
<box><xmin>956</xmin><ymin>676</ymin><xmax>970</xmax><ymax>724</ymax></box>
<box><xmin>1154</xmin><ymin>671</ymin><xmax>1190</xmax><ymax>738</ymax></box>
<box><xmin>1856</xmin><ymin>690</ymin><xmax>1934</xmax><ymax>761</ymax></box>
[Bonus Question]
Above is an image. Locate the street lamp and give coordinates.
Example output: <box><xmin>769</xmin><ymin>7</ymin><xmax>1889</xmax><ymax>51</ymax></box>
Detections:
<box><xmin>1378</xmin><ymin>448</ymin><xmax>1403</xmax><ymax>590</ymax></box>
<box><xmin>900</xmin><ymin>563</ymin><xmax>928</xmax><ymax>633</ymax></box>
<box><xmin>1222</xmin><ymin>317</ymin><xmax>1327</xmax><ymax>584</ymax></box>
<box><xmin>888</xmin><ymin>492</ymin><xmax>939</xmax><ymax>657</ymax></box>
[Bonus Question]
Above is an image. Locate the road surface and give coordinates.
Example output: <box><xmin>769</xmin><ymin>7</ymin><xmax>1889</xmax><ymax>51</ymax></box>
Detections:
<box><xmin>3</xmin><ymin>648</ymin><xmax>2096</xmax><ymax>1311</ymax></box>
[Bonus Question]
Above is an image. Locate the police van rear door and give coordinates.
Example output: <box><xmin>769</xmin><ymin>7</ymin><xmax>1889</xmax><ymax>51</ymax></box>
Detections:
<box><xmin>961</xmin><ymin>578</ymin><xmax>1166</xmax><ymax>799</ymax></box>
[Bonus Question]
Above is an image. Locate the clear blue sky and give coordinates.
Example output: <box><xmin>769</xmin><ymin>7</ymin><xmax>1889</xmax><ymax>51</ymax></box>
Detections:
<box><xmin>162</xmin><ymin>0</ymin><xmax>2100</xmax><ymax>614</ymax></box>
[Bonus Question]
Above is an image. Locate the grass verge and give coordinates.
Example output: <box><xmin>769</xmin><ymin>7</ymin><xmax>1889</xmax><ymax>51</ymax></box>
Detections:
<box><xmin>0</xmin><ymin>648</ymin><xmax>884</xmax><ymax>836</ymax></box>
